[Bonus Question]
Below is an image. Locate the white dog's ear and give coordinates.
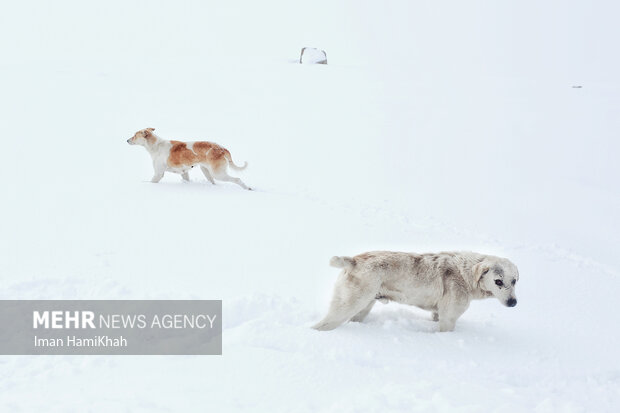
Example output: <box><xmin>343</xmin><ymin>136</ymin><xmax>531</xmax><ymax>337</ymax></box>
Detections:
<box><xmin>472</xmin><ymin>261</ymin><xmax>490</xmax><ymax>285</ymax></box>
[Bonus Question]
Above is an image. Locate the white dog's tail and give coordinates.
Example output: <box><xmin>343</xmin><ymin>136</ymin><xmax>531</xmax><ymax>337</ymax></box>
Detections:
<box><xmin>330</xmin><ymin>256</ymin><xmax>355</xmax><ymax>270</ymax></box>
<box><xmin>225</xmin><ymin>151</ymin><xmax>248</xmax><ymax>171</ymax></box>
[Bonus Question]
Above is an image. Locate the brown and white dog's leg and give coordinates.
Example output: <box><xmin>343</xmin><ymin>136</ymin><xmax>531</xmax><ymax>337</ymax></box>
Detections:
<box><xmin>213</xmin><ymin>169</ymin><xmax>251</xmax><ymax>190</ymax></box>
<box><xmin>151</xmin><ymin>170</ymin><xmax>165</xmax><ymax>183</ymax></box>
<box><xmin>151</xmin><ymin>162</ymin><xmax>165</xmax><ymax>183</ymax></box>
<box><xmin>200</xmin><ymin>166</ymin><xmax>216</xmax><ymax>184</ymax></box>
<box><xmin>181</xmin><ymin>171</ymin><xmax>190</xmax><ymax>182</ymax></box>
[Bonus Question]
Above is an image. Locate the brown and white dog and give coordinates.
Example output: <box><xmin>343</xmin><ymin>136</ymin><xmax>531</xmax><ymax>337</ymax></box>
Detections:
<box><xmin>127</xmin><ymin>128</ymin><xmax>251</xmax><ymax>190</ymax></box>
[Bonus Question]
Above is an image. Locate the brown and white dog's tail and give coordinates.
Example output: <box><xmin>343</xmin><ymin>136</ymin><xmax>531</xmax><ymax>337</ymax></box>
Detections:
<box><xmin>330</xmin><ymin>256</ymin><xmax>355</xmax><ymax>270</ymax></box>
<box><xmin>225</xmin><ymin>151</ymin><xmax>248</xmax><ymax>171</ymax></box>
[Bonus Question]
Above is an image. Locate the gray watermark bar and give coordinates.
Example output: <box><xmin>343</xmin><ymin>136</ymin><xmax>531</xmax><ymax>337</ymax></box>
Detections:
<box><xmin>0</xmin><ymin>300</ymin><xmax>222</xmax><ymax>355</ymax></box>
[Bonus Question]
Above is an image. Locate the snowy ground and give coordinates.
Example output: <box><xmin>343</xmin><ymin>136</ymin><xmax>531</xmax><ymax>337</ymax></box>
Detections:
<box><xmin>1</xmin><ymin>1</ymin><xmax>619</xmax><ymax>411</ymax></box>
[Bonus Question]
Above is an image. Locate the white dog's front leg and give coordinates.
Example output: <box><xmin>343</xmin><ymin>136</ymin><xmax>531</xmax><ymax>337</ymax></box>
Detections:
<box><xmin>181</xmin><ymin>171</ymin><xmax>190</xmax><ymax>182</ymax></box>
<box><xmin>439</xmin><ymin>318</ymin><xmax>458</xmax><ymax>332</ymax></box>
<box><xmin>438</xmin><ymin>291</ymin><xmax>469</xmax><ymax>332</ymax></box>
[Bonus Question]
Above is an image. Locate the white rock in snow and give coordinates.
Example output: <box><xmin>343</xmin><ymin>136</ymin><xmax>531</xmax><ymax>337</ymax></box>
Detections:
<box><xmin>299</xmin><ymin>47</ymin><xmax>327</xmax><ymax>64</ymax></box>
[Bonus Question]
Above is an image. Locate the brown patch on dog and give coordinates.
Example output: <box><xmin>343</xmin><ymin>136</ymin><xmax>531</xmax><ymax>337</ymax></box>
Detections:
<box><xmin>143</xmin><ymin>128</ymin><xmax>156</xmax><ymax>144</ymax></box>
<box><xmin>355</xmin><ymin>252</ymin><xmax>376</xmax><ymax>261</ymax></box>
<box><xmin>167</xmin><ymin>140</ymin><xmax>200</xmax><ymax>167</ymax></box>
<box><xmin>190</xmin><ymin>141</ymin><xmax>229</xmax><ymax>172</ymax></box>
<box><xmin>191</xmin><ymin>141</ymin><xmax>216</xmax><ymax>156</ymax></box>
<box><xmin>410</xmin><ymin>255</ymin><xmax>422</xmax><ymax>267</ymax></box>
<box><xmin>346</xmin><ymin>272</ymin><xmax>362</xmax><ymax>287</ymax></box>
<box><xmin>165</xmin><ymin>139</ymin><xmax>232</xmax><ymax>171</ymax></box>
<box><xmin>441</xmin><ymin>264</ymin><xmax>467</xmax><ymax>295</ymax></box>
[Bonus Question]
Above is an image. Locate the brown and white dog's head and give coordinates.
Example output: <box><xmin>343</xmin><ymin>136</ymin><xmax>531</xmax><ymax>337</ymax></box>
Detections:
<box><xmin>127</xmin><ymin>128</ymin><xmax>156</xmax><ymax>146</ymax></box>
<box><xmin>473</xmin><ymin>257</ymin><xmax>519</xmax><ymax>307</ymax></box>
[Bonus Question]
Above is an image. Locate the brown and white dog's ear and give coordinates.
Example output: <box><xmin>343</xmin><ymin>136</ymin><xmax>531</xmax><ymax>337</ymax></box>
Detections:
<box><xmin>145</xmin><ymin>127</ymin><xmax>155</xmax><ymax>134</ymax></box>
<box><xmin>472</xmin><ymin>261</ymin><xmax>490</xmax><ymax>285</ymax></box>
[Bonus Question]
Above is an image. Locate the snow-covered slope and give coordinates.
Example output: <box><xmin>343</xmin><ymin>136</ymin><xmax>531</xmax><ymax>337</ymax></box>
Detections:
<box><xmin>1</xmin><ymin>1</ymin><xmax>619</xmax><ymax>411</ymax></box>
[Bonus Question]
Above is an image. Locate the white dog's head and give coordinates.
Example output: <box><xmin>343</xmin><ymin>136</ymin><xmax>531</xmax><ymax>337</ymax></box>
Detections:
<box><xmin>473</xmin><ymin>257</ymin><xmax>519</xmax><ymax>307</ymax></box>
<box><xmin>127</xmin><ymin>128</ymin><xmax>156</xmax><ymax>146</ymax></box>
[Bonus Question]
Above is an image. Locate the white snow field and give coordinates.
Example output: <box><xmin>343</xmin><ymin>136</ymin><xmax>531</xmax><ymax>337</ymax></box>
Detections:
<box><xmin>1</xmin><ymin>0</ymin><xmax>619</xmax><ymax>411</ymax></box>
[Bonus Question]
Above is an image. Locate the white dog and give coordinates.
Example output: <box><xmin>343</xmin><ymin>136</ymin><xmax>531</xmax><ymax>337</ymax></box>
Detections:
<box><xmin>313</xmin><ymin>251</ymin><xmax>519</xmax><ymax>332</ymax></box>
<box><xmin>127</xmin><ymin>128</ymin><xmax>251</xmax><ymax>190</ymax></box>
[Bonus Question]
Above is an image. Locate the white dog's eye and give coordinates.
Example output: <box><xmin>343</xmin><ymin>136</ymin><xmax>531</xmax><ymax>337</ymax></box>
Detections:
<box><xmin>511</xmin><ymin>279</ymin><xmax>516</xmax><ymax>286</ymax></box>
<box><xmin>494</xmin><ymin>279</ymin><xmax>503</xmax><ymax>287</ymax></box>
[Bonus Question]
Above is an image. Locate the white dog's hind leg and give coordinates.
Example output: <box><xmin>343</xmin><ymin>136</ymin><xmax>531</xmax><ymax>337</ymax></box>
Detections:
<box><xmin>432</xmin><ymin>311</ymin><xmax>439</xmax><ymax>322</ymax></box>
<box><xmin>200</xmin><ymin>166</ymin><xmax>215</xmax><ymax>184</ymax></box>
<box><xmin>350</xmin><ymin>300</ymin><xmax>375</xmax><ymax>322</ymax></box>
<box><xmin>181</xmin><ymin>171</ymin><xmax>190</xmax><ymax>182</ymax></box>
<box><xmin>313</xmin><ymin>298</ymin><xmax>371</xmax><ymax>330</ymax></box>
<box><xmin>312</xmin><ymin>273</ymin><xmax>378</xmax><ymax>331</ymax></box>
